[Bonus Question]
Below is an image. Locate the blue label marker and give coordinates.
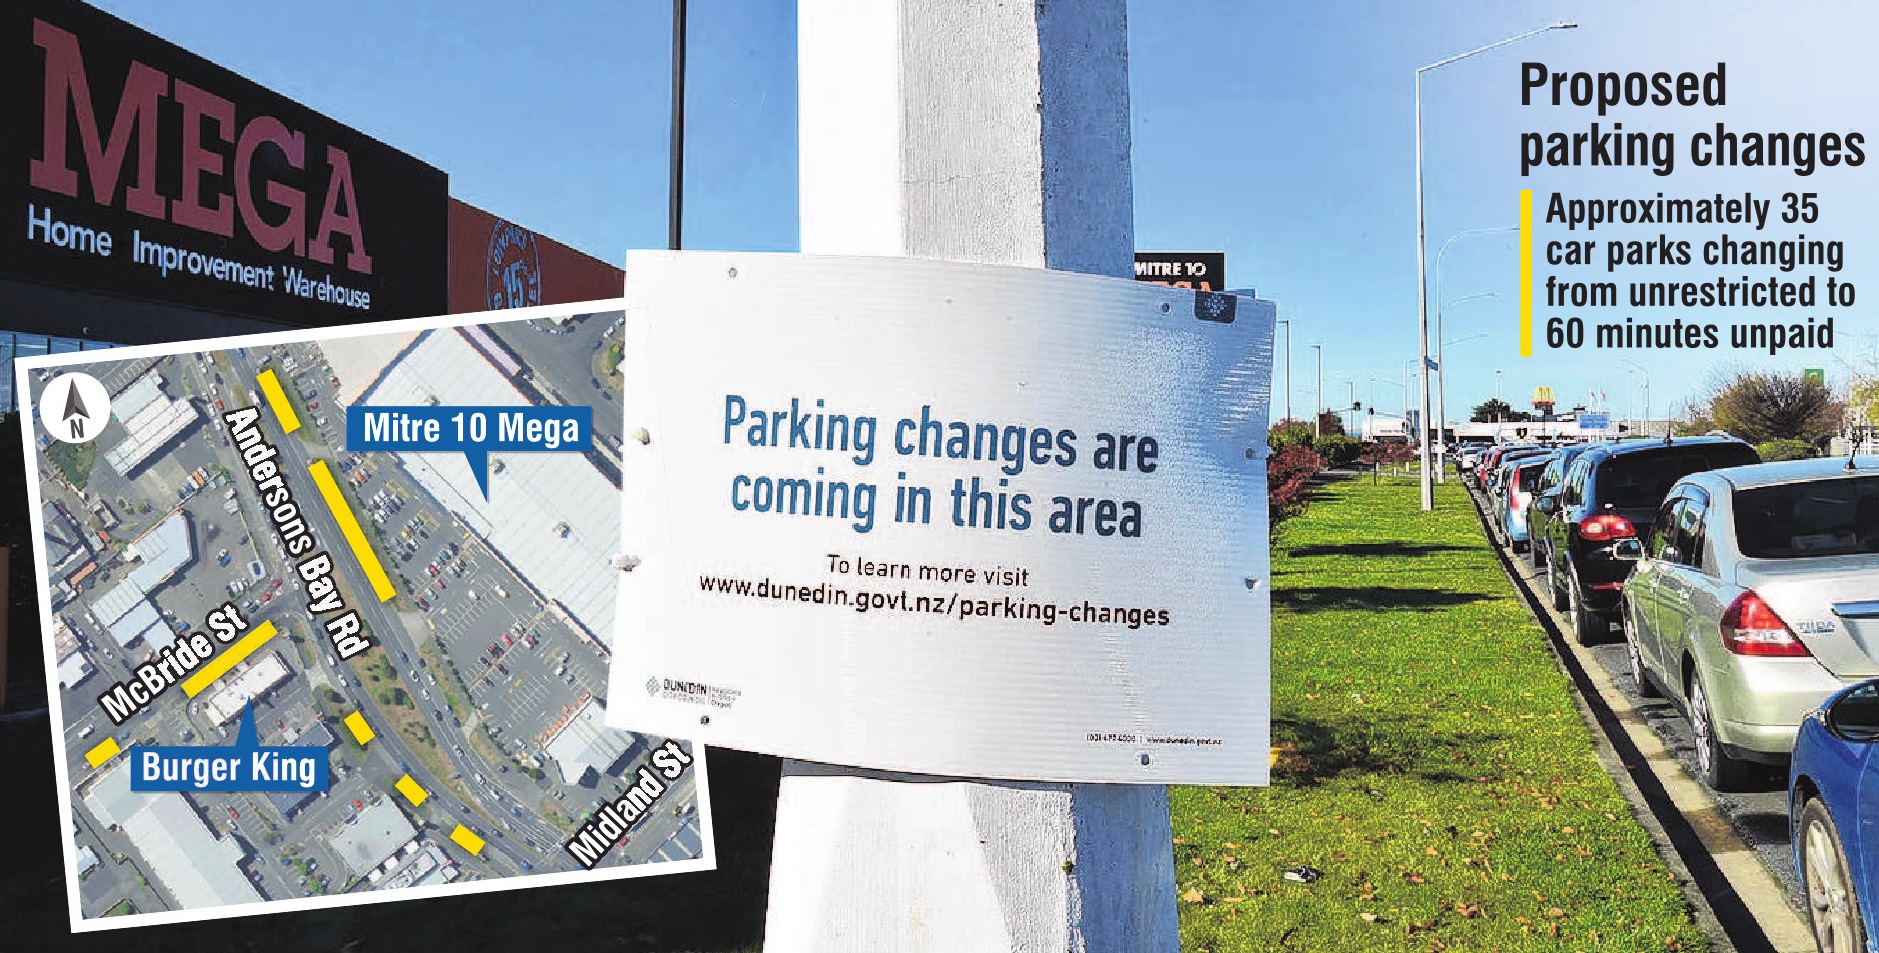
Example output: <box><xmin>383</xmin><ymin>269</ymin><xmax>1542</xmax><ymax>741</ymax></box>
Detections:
<box><xmin>344</xmin><ymin>405</ymin><xmax>593</xmax><ymax>499</ymax></box>
<box><xmin>129</xmin><ymin>703</ymin><xmax>330</xmax><ymax>793</ymax></box>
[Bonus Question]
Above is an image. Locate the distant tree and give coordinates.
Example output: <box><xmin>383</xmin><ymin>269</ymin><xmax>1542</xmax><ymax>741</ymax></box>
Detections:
<box><xmin>1671</xmin><ymin>398</ymin><xmax>1715</xmax><ymax>437</ymax></box>
<box><xmin>1267</xmin><ymin>419</ymin><xmax>1316</xmax><ymax>452</ymax></box>
<box><xmin>1852</xmin><ymin>379</ymin><xmax>1879</xmax><ymax>426</ymax></box>
<box><xmin>1267</xmin><ymin>444</ymin><xmax>1324</xmax><ymax>533</ymax></box>
<box><xmin>1471</xmin><ymin>398</ymin><xmax>1512</xmax><ymax>422</ymax></box>
<box><xmin>1361</xmin><ymin>441</ymin><xmax>1417</xmax><ymax>468</ymax></box>
<box><xmin>1316</xmin><ymin>411</ymin><xmax>1346</xmax><ymax>437</ymax></box>
<box><xmin>1471</xmin><ymin>397</ymin><xmax>1534</xmax><ymax>422</ymax></box>
<box><xmin>1313</xmin><ymin>434</ymin><xmax>1363</xmax><ymax>466</ymax></box>
<box><xmin>1756</xmin><ymin>439</ymin><xmax>1815</xmax><ymax>461</ymax></box>
<box><xmin>1705</xmin><ymin>371</ymin><xmax>1844</xmax><ymax>447</ymax></box>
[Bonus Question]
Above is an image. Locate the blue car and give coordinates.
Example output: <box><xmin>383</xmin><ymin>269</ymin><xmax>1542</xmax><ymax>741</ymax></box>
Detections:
<box><xmin>1789</xmin><ymin>678</ymin><xmax>1879</xmax><ymax>950</ymax></box>
<box><xmin>1493</xmin><ymin>454</ymin><xmax>1551</xmax><ymax>552</ymax></box>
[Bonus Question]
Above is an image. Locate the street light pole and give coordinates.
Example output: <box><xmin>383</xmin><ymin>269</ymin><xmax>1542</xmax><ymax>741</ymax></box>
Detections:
<box><xmin>1315</xmin><ymin>344</ymin><xmax>1326</xmax><ymax>438</ymax></box>
<box><xmin>1433</xmin><ymin>225</ymin><xmax>1515</xmax><ymax>482</ymax></box>
<box><xmin>1415</xmin><ymin>21</ymin><xmax>1575</xmax><ymax>510</ymax></box>
<box><xmin>1619</xmin><ymin>357</ymin><xmax>1650</xmax><ymax>435</ymax></box>
<box><xmin>1435</xmin><ymin>292</ymin><xmax>1496</xmax><ymax>482</ymax></box>
<box><xmin>1278</xmin><ymin>318</ymin><xmax>1293</xmax><ymax>423</ymax></box>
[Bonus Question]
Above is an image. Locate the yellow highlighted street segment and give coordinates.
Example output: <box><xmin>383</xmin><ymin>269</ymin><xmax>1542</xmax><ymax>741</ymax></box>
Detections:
<box><xmin>449</xmin><ymin>825</ymin><xmax>485</xmax><ymax>855</ymax></box>
<box><xmin>344</xmin><ymin>711</ymin><xmax>375</xmax><ymax>745</ymax></box>
<box><xmin>256</xmin><ymin>369</ymin><xmax>301</xmax><ymax>434</ymax></box>
<box><xmin>1519</xmin><ymin>189</ymin><xmax>1534</xmax><ymax>357</ymax></box>
<box><xmin>308</xmin><ymin>460</ymin><xmax>396</xmax><ymax>602</ymax></box>
<box><xmin>395</xmin><ymin>774</ymin><xmax>429</xmax><ymax>806</ymax></box>
<box><xmin>84</xmin><ymin>737</ymin><xmax>121</xmax><ymax>768</ymax></box>
<box><xmin>182</xmin><ymin>621</ymin><xmax>278</xmax><ymax>697</ymax></box>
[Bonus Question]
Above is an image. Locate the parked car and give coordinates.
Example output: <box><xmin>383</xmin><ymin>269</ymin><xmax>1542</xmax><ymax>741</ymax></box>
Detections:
<box><xmin>1789</xmin><ymin>678</ymin><xmax>1879</xmax><ymax>950</ymax></box>
<box><xmin>1486</xmin><ymin>446</ymin><xmax>1551</xmax><ymax>511</ymax></box>
<box><xmin>1524</xmin><ymin>442</ymin><xmax>1607</xmax><ymax>567</ymax></box>
<box><xmin>1479</xmin><ymin>444</ymin><xmax>1543</xmax><ymax>494</ymax></box>
<box><xmin>1626</xmin><ymin>456</ymin><xmax>1879</xmax><ymax>789</ymax></box>
<box><xmin>1532</xmin><ymin>435</ymin><xmax>1759</xmax><ymax>645</ymax></box>
<box><xmin>1495</xmin><ymin>455</ymin><xmax>1551</xmax><ymax>552</ymax></box>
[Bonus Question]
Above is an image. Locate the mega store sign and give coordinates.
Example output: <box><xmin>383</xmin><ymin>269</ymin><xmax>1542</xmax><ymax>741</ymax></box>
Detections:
<box><xmin>0</xmin><ymin>0</ymin><xmax>447</xmax><ymax>325</ymax></box>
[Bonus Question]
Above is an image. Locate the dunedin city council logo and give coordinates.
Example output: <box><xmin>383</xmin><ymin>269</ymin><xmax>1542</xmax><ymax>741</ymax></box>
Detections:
<box><xmin>486</xmin><ymin>220</ymin><xmax>542</xmax><ymax>311</ymax></box>
<box><xmin>40</xmin><ymin>372</ymin><xmax>110</xmax><ymax>443</ymax></box>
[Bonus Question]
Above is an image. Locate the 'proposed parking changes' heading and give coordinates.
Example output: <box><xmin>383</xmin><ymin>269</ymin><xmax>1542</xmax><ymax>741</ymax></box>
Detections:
<box><xmin>346</xmin><ymin>405</ymin><xmax>591</xmax><ymax>498</ymax></box>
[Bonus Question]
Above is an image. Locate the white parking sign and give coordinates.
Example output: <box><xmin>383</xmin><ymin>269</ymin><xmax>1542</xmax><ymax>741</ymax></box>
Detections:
<box><xmin>609</xmin><ymin>251</ymin><xmax>1273</xmax><ymax>784</ymax></box>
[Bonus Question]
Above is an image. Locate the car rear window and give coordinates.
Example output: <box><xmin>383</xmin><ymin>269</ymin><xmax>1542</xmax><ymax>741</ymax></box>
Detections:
<box><xmin>1733</xmin><ymin>474</ymin><xmax>1879</xmax><ymax>558</ymax></box>
<box><xmin>1516</xmin><ymin>463</ymin><xmax>1544</xmax><ymax>492</ymax></box>
<box><xmin>1595</xmin><ymin>445</ymin><xmax>1760</xmax><ymax>508</ymax></box>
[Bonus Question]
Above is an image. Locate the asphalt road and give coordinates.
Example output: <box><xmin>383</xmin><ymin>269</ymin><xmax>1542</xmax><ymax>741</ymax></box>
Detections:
<box><xmin>1468</xmin><ymin>473</ymin><xmax>1810</xmax><ymax>952</ymax></box>
<box><xmin>227</xmin><ymin>346</ymin><xmax>563</xmax><ymax>872</ymax></box>
<box><xmin>225</xmin><ymin>340</ymin><xmax>701</xmax><ymax>873</ymax></box>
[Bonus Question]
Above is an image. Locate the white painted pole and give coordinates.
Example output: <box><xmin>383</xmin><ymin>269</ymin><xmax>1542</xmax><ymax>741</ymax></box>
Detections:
<box><xmin>768</xmin><ymin>2</ymin><xmax>1176</xmax><ymax>951</ymax></box>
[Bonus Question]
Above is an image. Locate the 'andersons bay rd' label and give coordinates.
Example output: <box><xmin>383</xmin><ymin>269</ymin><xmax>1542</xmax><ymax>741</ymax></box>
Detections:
<box><xmin>562</xmin><ymin>740</ymin><xmax>694</xmax><ymax>870</ymax></box>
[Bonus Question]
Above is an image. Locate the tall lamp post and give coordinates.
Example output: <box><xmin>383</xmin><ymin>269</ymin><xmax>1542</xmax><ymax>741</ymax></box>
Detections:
<box><xmin>1310</xmin><ymin>344</ymin><xmax>1325</xmax><ymax>438</ymax></box>
<box><xmin>1619</xmin><ymin>357</ymin><xmax>1650</xmax><ymax>435</ymax></box>
<box><xmin>1433</xmin><ymin>224</ymin><xmax>1515</xmax><ymax>480</ymax></box>
<box><xmin>1416</xmin><ymin>21</ymin><xmax>1576</xmax><ymax>510</ymax></box>
<box><xmin>1435</xmin><ymin>292</ymin><xmax>1496</xmax><ymax>481</ymax></box>
<box><xmin>1277</xmin><ymin>318</ymin><xmax>1293</xmax><ymax>424</ymax></box>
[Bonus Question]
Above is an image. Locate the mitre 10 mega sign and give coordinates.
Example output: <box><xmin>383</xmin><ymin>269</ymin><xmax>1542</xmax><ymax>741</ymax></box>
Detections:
<box><xmin>0</xmin><ymin>0</ymin><xmax>447</xmax><ymax>325</ymax></box>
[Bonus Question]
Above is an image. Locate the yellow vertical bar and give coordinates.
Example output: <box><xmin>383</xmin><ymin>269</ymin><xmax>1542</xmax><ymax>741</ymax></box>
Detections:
<box><xmin>257</xmin><ymin>369</ymin><xmax>301</xmax><ymax>433</ymax></box>
<box><xmin>308</xmin><ymin>460</ymin><xmax>396</xmax><ymax>602</ymax></box>
<box><xmin>1519</xmin><ymin>189</ymin><xmax>1534</xmax><ymax>357</ymax></box>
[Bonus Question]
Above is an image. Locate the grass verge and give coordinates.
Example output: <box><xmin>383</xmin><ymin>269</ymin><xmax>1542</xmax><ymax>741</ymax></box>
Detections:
<box><xmin>1175</xmin><ymin>474</ymin><xmax>1707</xmax><ymax>953</ymax></box>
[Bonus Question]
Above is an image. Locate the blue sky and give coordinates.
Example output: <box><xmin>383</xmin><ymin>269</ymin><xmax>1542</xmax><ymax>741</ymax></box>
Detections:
<box><xmin>95</xmin><ymin>1</ymin><xmax>1879</xmax><ymax>429</ymax></box>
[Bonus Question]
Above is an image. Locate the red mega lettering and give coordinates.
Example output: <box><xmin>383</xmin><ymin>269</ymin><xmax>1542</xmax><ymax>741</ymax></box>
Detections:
<box><xmin>27</xmin><ymin>18</ymin><xmax>374</xmax><ymax>275</ymax></box>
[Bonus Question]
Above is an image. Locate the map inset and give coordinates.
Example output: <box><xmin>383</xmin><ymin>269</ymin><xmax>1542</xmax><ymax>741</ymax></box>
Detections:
<box><xmin>19</xmin><ymin>307</ymin><xmax>708</xmax><ymax>930</ymax></box>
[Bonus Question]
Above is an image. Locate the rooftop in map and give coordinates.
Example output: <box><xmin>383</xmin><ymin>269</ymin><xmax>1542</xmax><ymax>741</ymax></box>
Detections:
<box><xmin>82</xmin><ymin>762</ymin><xmax>261</xmax><ymax>909</ymax></box>
<box><xmin>542</xmin><ymin>697</ymin><xmax>634</xmax><ymax>786</ymax></box>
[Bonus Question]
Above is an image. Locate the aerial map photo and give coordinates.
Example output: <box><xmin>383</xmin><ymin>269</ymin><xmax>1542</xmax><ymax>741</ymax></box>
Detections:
<box><xmin>16</xmin><ymin>305</ymin><xmax>710</xmax><ymax>931</ymax></box>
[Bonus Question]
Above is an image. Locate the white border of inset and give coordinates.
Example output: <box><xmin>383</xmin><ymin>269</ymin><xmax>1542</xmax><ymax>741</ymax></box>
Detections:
<box><xmin>17</xmin><ymin>298</ymin><xmax>718</xmax><ymax>933</ymax></box>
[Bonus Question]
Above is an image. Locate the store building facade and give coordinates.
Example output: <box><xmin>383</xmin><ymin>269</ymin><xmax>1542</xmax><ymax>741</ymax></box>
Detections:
<box><xmin>1</xmin><ymin>0</ymin><xmax>625</xmax><ymax>708</ymax></box>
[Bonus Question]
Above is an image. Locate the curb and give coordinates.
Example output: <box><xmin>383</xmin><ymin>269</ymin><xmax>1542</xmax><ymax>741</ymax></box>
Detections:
<box><xmin>1462</xmin><ymin>483</ymin><xmax>1813</xmax><ymax>953</ymax></box>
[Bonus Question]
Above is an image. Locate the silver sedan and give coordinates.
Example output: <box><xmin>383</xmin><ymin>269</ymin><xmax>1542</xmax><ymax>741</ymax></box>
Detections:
<box><xmin>1622</xmin><ymin>456</ymin><xmax>1879</xmax><ymax>790</ymax></box>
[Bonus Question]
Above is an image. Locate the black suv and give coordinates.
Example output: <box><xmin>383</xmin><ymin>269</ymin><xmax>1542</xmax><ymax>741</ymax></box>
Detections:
<box><xmin>1522</xmin><ymin>441</ymin><xmax>1607</xmax><ymax>567</ymax></box>
<box><xmin>1531</xmin><ymin>436</ymin><xmax>1759</xmax><ymax>644</ymax></box>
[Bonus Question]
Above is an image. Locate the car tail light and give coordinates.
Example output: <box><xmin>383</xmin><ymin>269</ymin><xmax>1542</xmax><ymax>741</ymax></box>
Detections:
<box><xmin>1720</xmin><ymin>590</ymin><xmax>1811</xmax><ymax>657</ymax></box>
<box><xmin>1575</xmin><ymin>514</ymin><xmax>1636</xmax><ymax>541</ymax></box>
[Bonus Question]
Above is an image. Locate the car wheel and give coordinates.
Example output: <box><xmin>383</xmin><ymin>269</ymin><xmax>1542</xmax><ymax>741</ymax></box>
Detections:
<box><xmin>1622</xmin><ymin>611</ymin><xmax>1660</xmax><ymax>698</ymax></box>
<box><xmin>1800</xmin><ymin>797</ymin><xmax>1867</xmax><ymax>953</ymax></box>
<box><xmin>1689</xmin><ymin>676</ymin><xmax>1752</xmax><ymax>791</ymax></box>
<box><xmin>1567</xmin><ymin>572</ymin><xmax>1606</xmax><ymax>646</ymax></box>
<box><xmin>1547</xmin><ymin>557</ymin><xmax>1568</xmax><ymax>612</ymax></box>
